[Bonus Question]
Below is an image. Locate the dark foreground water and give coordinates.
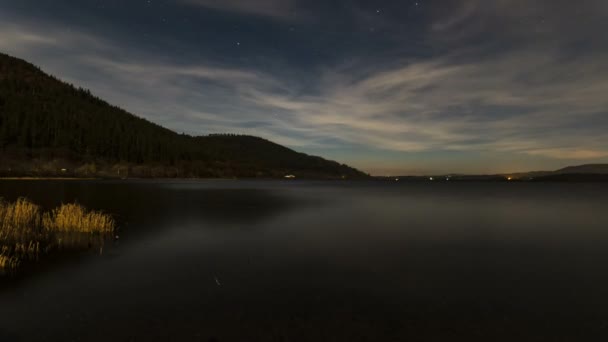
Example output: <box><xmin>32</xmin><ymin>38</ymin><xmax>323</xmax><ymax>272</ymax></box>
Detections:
<box><xmin>2</xmin><ymin>180</ymin><xmax>608</xmax><ymax>341</ymax></box>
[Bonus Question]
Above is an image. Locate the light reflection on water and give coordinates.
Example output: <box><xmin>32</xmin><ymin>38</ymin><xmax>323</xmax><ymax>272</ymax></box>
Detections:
<box><xmin>1</xmin><ymin>180</ymin><xmax>608</xmax><ymax>341</ymax></box>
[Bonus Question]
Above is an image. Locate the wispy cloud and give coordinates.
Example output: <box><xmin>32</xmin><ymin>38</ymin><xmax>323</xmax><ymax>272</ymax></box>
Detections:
<box><xmin>178</xmin><ymin>0</ymin><xmax>298</xmax><ymax>20</ymax></box>
<box><xmin>525</xmin><ymin>148</ymin><xmax>608</xmax><ymax>160</ymax></box>
<box><xmin>430</xmin><ymin>0</ymin><xmax>608</xmax><ymax>43</ymax></box>
<box><xmin>237</xmin><ymin>47</ymin><xmax>608</xmax><ymax>157</ymax></box>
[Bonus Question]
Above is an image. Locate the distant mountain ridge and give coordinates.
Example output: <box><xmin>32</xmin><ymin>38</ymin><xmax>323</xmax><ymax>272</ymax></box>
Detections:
<box><xmin>381</xmin><ymin>164</ymin><xmax>608</xmax><ymax>182</ymax></box>
<box><xmin>554</xmin><ymin>164</ymin><xmax>608</xmax><ymax>174</ymax></box>
<box><xmin>506</xmin><ymin>164</ymin><xmax>608</xmax><ymax>179</ymax></box>
<box><xmin>0</xmin><ymin>52</ymin><xmax>367</xmax><ymax>179</ymax></box>
<box><xmin>516</xmin><ymin>164</ymin><xmax>608</xmax><ymax>182</ymax></box>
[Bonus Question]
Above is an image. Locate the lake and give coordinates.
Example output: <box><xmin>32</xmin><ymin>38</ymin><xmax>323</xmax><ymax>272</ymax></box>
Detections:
<box><xmin>1</xmin><ymin>180</ymin><xmax>608</xmax><ymax>341</ymax></box>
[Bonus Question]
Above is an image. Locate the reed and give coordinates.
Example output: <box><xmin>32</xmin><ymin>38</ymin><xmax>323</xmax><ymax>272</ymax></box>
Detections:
<box><xmin>43</xmin><ymin>203</ymin><xmax>114</xmax><ymax>234</ymax></box>
<box><xmin>0</xmin><ymin>198</ymin><xmax>114</xmax><ymax>272</ymax></box>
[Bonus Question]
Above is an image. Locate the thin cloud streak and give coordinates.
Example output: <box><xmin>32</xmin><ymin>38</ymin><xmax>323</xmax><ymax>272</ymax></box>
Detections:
<box><xmin>246</xmin><ymin>50</ymin><xmax>608</xmax><ymax>158</ymax></box>
<box><xmin>178</xmin><ymin>0</ymin><xmax>298</xmax><ymax>20</ymax></box>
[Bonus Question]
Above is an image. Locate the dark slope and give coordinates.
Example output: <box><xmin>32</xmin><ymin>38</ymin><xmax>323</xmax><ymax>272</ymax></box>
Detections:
<box><xmin>0</xmin><ymin>52</ymin><xmax>367</xmax><ymax>179</ymax></box>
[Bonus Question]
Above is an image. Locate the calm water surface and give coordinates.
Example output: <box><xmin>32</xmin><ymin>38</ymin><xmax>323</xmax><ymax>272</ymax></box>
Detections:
<box><xmin>1</xmin><ymin>180</ymin><xmax>608</xmax><ymax>341</ymax></box>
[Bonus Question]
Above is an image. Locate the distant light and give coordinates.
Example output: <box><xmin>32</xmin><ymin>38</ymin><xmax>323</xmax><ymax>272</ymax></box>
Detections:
<box><xmin>395</xmin><ymin>178</ymin><xmax>399</xmax><ymax>181</ymax></box>
<box><xmin>507</xmin><ymin>177</ymin><xmax>513</xmax><ymax>181</ymax></box>
<box><xmin>429</xmin><ymin>177</ymin><xmax>434</xmax><ymax>181</ymax></box>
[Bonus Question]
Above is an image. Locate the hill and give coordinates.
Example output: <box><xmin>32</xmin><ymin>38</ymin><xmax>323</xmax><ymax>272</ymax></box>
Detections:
<box><xmin>554</xmin><ymin>164</ymin><xmax>608</xmax><ymax>174</ymax></box>
<box><xmin>0</xmin><ymin>52</ymin><xmax>367</xmax><ymax>179</ymax></box>
<box><xmin>505</xmin><ymin>164</ymin><xmax>608</xmax><ymax>181</ymax></box>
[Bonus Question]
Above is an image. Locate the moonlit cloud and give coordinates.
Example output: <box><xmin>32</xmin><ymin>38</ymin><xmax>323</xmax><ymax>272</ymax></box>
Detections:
<box><xmin>178</xmin><ymin>0</ymin><xmax>297</xmax><ymax>20</ymax></box>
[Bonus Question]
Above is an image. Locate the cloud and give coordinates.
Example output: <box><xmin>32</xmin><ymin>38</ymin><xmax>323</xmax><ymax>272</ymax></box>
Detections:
<box><xmin>238</xmin><ymin>46</ymin><xmax>608</xmax><ymax>158</ymax></box>
<box><xmin>178</xmin><ymin>0</ymin><xmax>298</xmax><ymax>20</ymax></box>
<box><xmin>0</xmin><ymin>22</ymin><xmax>107</xmax><ymax>56</ymax></box>
<box><xmin>525</xmin><ymin>148</ymin><xmax>608</xmax><ymax>160</ymax></box>
<box><xmin>430</xmin><ymin>0</ymin><xmax>608</xmax><ymax>44</ymax></box>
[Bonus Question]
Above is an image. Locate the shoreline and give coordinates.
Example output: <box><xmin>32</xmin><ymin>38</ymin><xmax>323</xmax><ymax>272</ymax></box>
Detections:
<box><xmin>0</xmin><ymin>176</ymin><xmax>350</xmax><ymax>181</ymax></box>
<box><xmin>0</xmin><ymin>177</ymin><xmax>99</xmax><ymax>181</ymax></box>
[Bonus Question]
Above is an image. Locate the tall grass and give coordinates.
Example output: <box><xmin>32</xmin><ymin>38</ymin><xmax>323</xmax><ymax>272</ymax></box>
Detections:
<box><xmin>0</xmin><ymin>198</ymin><xmax>115</xmax><ymax>273</ymax></box>
<box><xmin>43</xmin><ymin>203</ymin><xmax>114</xmax><ymax>234</ymax></box>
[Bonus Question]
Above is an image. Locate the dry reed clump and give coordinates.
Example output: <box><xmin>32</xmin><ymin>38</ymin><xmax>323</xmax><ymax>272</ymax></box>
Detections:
<box><xmin>0</xmin><ymin>198</ymin><xmax>115</xmax><ymax>273</ymax></box>
<box><xmin>43</xmin><ymin>203</ymin><xmax>114</xmax><ymax>234</ymax></box>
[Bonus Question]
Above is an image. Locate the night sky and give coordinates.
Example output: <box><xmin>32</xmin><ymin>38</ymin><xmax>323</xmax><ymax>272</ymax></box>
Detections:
<box><xmin>1</xmin><ymin>0</ymin><xmax>607</xmax><ymax>175</ymax></box>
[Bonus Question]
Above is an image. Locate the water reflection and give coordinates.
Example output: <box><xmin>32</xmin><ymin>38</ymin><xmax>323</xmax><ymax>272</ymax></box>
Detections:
<box><xmin>1</xmin><ymin>180</ymin><xmax>608</xmax><ymax>341</ymax></box>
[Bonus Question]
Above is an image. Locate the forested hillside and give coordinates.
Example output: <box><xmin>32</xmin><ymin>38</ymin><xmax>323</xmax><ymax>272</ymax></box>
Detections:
<box><xmin>0</xmin><ymin>53</ymin><xmax>367</xmax><ymax>179</ymax></box>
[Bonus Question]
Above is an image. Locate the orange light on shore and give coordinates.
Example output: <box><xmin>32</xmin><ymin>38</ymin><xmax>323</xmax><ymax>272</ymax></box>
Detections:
<box><xmin>507</xmin><ymin>177</ymin><xmax>513</xmax><ymax>181</ymax></box>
